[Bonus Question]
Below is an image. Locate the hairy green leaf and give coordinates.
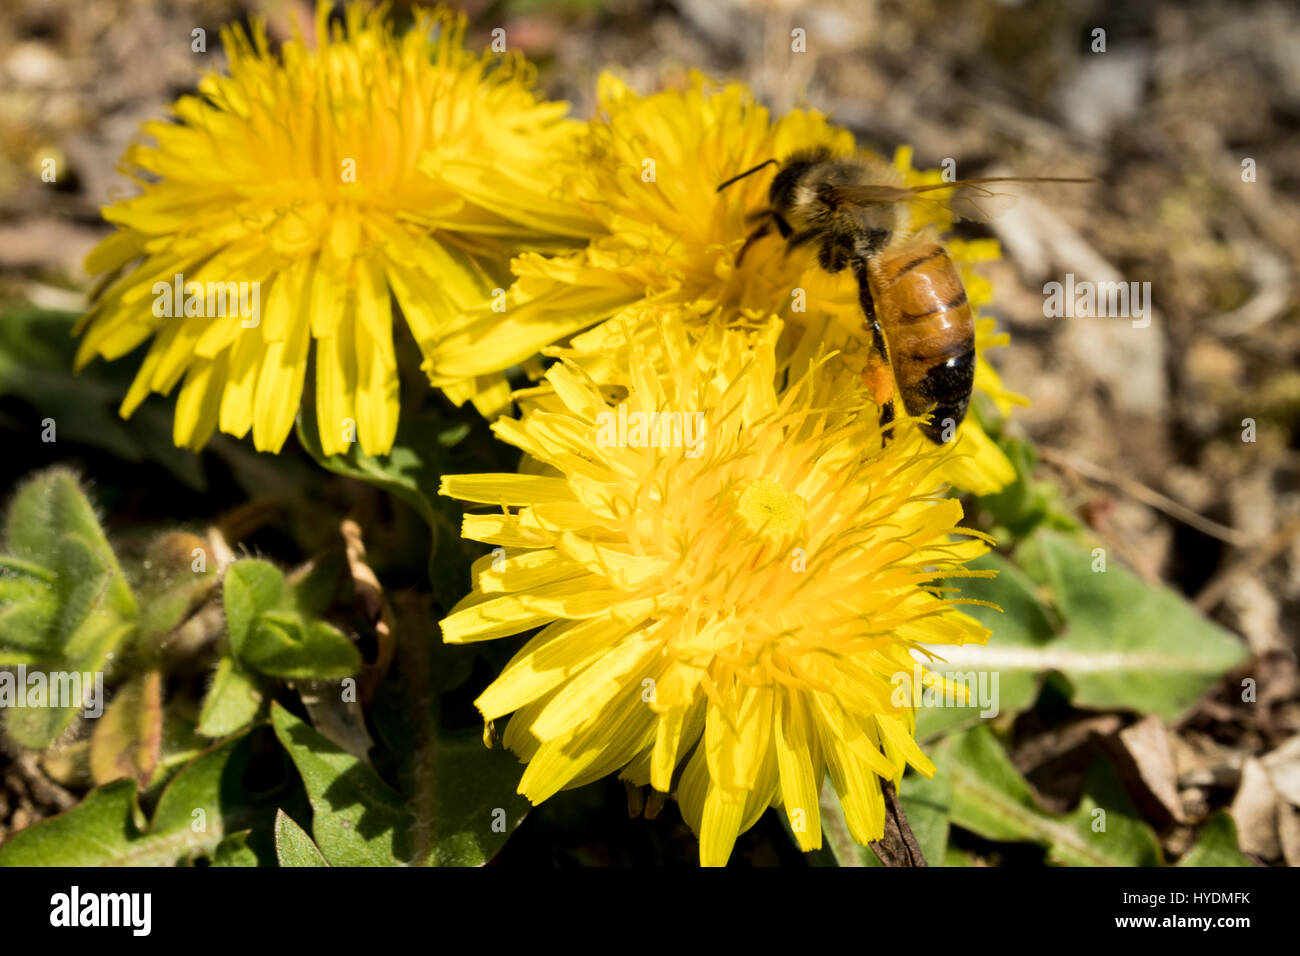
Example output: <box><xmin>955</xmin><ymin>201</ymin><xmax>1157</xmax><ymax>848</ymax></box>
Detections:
<box><xmin>197</xmin><ymin>656</ymin><xmax>264</xmax><ymax>738</ymax></box>
<box><xmin>221</xmin><ymin>559</ymin><xmax>284</xmax><ymax>656</ymax></box>
<box><xmin>274</xmin><ymin>809</ymin><xmax>329</xmax><ymax>867</ymax></box>
<box><xmin>211</xmin><ymin>830</ymin><xmax>261</xmax><ymax>867</ymax></box>
<box><xmin>241</xmin><ymin>615</ymin><xmax>361</xmax><ymax>680</ymax></box>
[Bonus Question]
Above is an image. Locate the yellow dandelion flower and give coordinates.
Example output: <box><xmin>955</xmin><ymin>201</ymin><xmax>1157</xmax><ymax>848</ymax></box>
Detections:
<box><xmin>432</xmin><ymin>73</ymin><xmax>848</xmax><ymax>377</ymax></box>
<box><xmin>459</xmin><ymin>72</ymin><xmax>1023</xmax><ymax>492</ymax></box>
<box><xmin>438</xmin><ymin>317</ymin><xmax>992</xmax><ymax>866</ymax></box>
<box><xmin>75</xmin><ymin>2</ymin><xmax>594</xmax><ymax>456</ymax></box>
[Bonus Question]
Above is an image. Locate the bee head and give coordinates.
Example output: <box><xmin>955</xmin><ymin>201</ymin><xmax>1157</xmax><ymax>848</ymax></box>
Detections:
<box><xmin>769</xmin><ymin>146</ymin><xmax>835</xmax><ymax>218</ymax></box>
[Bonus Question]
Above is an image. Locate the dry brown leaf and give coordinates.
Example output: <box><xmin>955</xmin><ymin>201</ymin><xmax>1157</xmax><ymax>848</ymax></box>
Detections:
<box><xmin>1261</xmin><ymin>734</ymin><xmax>1300</xmax><ymax>806</ymax></box>
<box><xmin>1116</xmin><ymin>715</ymin><xmax>1187</xmax><ymax>824</ymax></box>
<box><xmin>1279</xmin><ymin>804</ymin><xmax>1300</xmax><ymax>867</ymax></box>
<box><xmin>1229</xmin><ymin>758</ymin><xmax>1281</xmax><ymax>859</ymax></box>
<box><xmin>88</xmin><ymin>671</ymin><xmax>163</xmax><ymax>790</ymax></box>
<box><xmin>1173</xmin><ymin>731</ymin><xmax>1243</xmax><ymax>789</ymax></box>
<box><xmin>342</xmin><ymin>517</ymin><xmax>397</xmax><ymax>701</ymax></box>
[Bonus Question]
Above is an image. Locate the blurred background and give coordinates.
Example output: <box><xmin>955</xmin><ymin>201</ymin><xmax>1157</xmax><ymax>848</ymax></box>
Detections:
<box><xmin>1</xmin><ymin>0</ymin><xmax>1297</xmax><ymax>864</ymax></box>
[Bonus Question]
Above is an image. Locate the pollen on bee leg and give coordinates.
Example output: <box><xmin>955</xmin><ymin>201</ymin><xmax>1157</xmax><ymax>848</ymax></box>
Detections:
<box><xmin>862</xmin><ymin>357</ymin><xmax>897</xmax><ymax>444</ymax></box>
<box><xmin>862</xmin><ymin>354</ymin><xmax>895</xmax><ymax>407</ymax></box>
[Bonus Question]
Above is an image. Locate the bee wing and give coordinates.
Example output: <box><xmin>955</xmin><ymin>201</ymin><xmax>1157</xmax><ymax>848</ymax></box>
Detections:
<box><xmin>939</xmin><ymin>184</ymin><xmax>1016</xmax><ymax>224</ymax></box>
<box><xmin>829</xmin><ymin>177</ymin><xmax>1089</xmax><ymax>224</ymax></box>
<box><xmin>904</xmin><ymin>177</ymin><xmax>1092</xmax><ymax>223</ymax></box>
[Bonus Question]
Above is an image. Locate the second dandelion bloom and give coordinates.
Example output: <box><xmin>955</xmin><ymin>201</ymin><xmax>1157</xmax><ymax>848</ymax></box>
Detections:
<box><xmin>439</xmin><ymin>318</ymin><xmax>991</xmax><ymax>865</ymax></box>
<box><xmin>468</xmin><ymin>73</ymin><xmax>1025</xmax><ymax>493</ymax></box>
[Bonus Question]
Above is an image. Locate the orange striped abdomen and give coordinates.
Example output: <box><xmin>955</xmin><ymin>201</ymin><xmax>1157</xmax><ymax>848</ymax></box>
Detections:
<box><xmin>867</xmin><ymin>241</ymin><xmax>975</xmax><ymax>443</ymax></box>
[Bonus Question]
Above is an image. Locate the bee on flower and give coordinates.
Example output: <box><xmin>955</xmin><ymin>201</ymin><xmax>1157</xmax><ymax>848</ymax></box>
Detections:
<box><xmin>469</xmin><ymin>72</ymin><xmax>1026</xmax><ymax>493</ymax></box>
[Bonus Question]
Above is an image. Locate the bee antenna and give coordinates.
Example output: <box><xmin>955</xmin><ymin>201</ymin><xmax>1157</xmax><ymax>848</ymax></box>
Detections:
<box><xmin>716</xmin><ymin>159</ymin><xmax>778</xmax><ymax>193</ymax></box>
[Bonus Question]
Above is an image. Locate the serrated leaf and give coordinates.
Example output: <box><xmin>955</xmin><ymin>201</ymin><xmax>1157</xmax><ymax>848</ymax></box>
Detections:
<box><xmin>274</xmin><ymin>809</ymin><xmax>329</xmax><ymax>867</ymax></box>
<box><xmin>197</xmin><ymin>656</ymin><xmax>263</xmax><ymax>738</ymax></box>
<box><xmin>947</xmin><ymin>725</ymin><xmax>1163</xmax><ymax>866</ymax></box>
<box><xmin>1177</xmin><ymin>812</ymin><xmax>1255</xmax><ymax>867</ymax></box>
<box><xmin>270</xmin><ymin>703</ymin><xmax>415</xmax><ymax>866</ymax></box>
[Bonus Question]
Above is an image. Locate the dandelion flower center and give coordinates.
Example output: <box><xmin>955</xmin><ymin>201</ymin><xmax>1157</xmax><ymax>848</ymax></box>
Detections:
<box><xmin>734</xmin><ymin>479</ymin><xmax>806</xmax><ymax>541</ymax></box>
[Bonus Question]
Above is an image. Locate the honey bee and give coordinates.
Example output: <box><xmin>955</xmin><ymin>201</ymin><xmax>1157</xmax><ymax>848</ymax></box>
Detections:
<box><xmin>719</xmin><ymin>146</ymin><xmax>1087</xmax><ymax>443</ymax></box>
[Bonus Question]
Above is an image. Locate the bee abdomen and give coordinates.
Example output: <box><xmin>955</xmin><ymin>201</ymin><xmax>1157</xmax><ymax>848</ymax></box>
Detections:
<box><xmin>867</xmin><ymin>241</ymin><xmax>976</xmax><ymax>443</ymax></box>
<box><xmin>915</xmin><ymin>350</ymin><xmax>975</xmax><ymax>443</ymax></box>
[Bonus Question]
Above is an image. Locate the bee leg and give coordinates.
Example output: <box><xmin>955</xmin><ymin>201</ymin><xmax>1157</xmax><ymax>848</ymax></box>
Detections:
<box><xmin>854</xmin><ymin>268</ymin><xmax>897</xmax><ymax>446</ymax></box>
<box><xmin>735</xmin><ymin>219</ymin><xmax>773</xmax><ymax>267</ymax></box>
<box><xmin>786</xmin><ymin>227</ymin><xmax>825</xmax><ymax>251</ymax></box>
<box><xmin>878</xmin><ymin>398</ymin><xmax>896</xmax><ymax>444</ymax></box>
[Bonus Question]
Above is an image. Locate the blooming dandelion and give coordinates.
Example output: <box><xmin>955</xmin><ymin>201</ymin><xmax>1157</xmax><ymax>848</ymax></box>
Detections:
<box><xmin>456</xmin><ymin>73</ymin><xmax>1023</xmax><ymax>492</ymax></box>
<box><xmin>439</xmin><ymin>318</ymin><xmax>992</xmax><ymax>866</ymax></box>
<box><xmin>74</xmin><ymin>2</ymin><xmax>595</xmax><ymax>456</ymax></box>
<box><xmin>444</xmin><ymin>74</ymin><xmax>850</xmax><ymax>367</ymax></box>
